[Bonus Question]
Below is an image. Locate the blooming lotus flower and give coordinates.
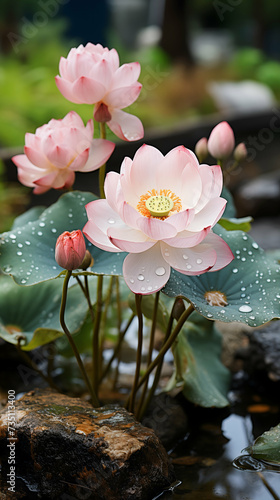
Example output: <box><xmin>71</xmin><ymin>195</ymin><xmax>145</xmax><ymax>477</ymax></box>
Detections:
<box><xmin>83</xmin><ymin>144</ymin><xmax>234</xmax><ymax>294</ymax></box>
<box><xmin>208</xmin><ymin>121</ymin><xmax>235</xmax><ymax>160</ymax></box>
<box><xmin>55</xmin><ymin>230</ymin><xmax>86</xmax><ymax>270</ymax></box>
<box><xmin>55</xmin><ymin>43</ymin><xmax>144</xmax><ymax>142</ymax></box>
<box><xmin>12</xmin><ymin>111</ymin><xmax>115</xmax><ymax>194</ymax></box>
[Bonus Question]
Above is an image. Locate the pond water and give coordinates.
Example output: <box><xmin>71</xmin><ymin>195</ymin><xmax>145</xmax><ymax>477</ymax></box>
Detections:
<box><xmin>157</xmin><ymin>387</ymin><xmax>280</xmax><ymax>500</ymax></box>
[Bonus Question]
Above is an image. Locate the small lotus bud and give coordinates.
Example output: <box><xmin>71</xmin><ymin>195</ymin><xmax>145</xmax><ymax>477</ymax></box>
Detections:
<box><xmin>195</xmin><ymin>137</ymin><xmax>208</xmax><ymax>162</ymax></box>
<box><xmin>55</xmin><ymin>230</ymin><xmax>86</xmax><ymax>270</ymax></box>
<box><xmin>233</xmin><ymin>142</ymin><xmax>247</xmax><ymax>162</ymax></box>
<box><xmin>172</xmin><ymin>298</ymin><xmax>186</xmax><ymax>321</ymax></box>
<box><xmin>208</xmin><ymin>121</ymin><xmax>235</xmax><ymax>160</ymax></box>
<box><xmin>80</xmin><ymin>250</ymin><xmax>94</xmax><ymax>270</ymax></box>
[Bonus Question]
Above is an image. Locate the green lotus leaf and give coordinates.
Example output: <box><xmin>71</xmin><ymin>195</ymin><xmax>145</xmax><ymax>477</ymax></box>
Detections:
<box><xmin>163</xmin><ymin>227</ymin><xmax>280</xmax><ymax>327</ymax></box>
<box><xmin>12</xmin><ymin>206</ymin><xmax>46</xmax><ymax>229</ymax></box>
<box><xmin>218</xmin><ymin>216</ymin><xmax>253</xmax><ymax>232</ymax></box>
<box><xmin>166</xmin><ymin>312</ymin><xmax>230</xmax><ymax>407</ymax></box>
<box><xmin>0</xmin><ymin>191</ymin><xmax>126</xmax><ymax>285</ymax></box>
<box><xmin>0</xmin><ymin>276</ymin><xmax>90</xmax><ymax>351</ymax></box>
<box><xmin>245</xmin><ymin>423</ymin><xmax>280</xmax><ymax>464</ymax></box>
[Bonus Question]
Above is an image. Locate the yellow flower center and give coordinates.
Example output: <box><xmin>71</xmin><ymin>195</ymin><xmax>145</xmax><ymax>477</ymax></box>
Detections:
<box><xmin>137</xmin><ymin>189</ymin><xmax>182</xmax><ymax>219</ymax></box>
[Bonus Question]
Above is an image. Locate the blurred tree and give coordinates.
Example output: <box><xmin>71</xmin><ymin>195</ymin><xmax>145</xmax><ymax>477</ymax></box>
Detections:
<box><xmin>0</xmin><ymin>0</ymin><xmax>38</xmax><ymax>54</ymax></box>
<box><xmin>159</xmin><ymin>0</ymin><xmax>194</xmax><ymax>66</ymax></box>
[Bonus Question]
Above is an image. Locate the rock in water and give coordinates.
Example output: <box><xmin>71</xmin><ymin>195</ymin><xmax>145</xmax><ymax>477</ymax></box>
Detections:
<box><xmin>0</xmin><ymin>388</ymin><xmax>174</xmax><ymax>499</ymax></box>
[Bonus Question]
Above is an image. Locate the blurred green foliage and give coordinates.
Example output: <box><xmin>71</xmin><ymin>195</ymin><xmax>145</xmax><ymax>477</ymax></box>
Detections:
<box><xmin>229</xmin><ymin>47</ymin><xmax>280</xmax><ymax>99</ymax></box>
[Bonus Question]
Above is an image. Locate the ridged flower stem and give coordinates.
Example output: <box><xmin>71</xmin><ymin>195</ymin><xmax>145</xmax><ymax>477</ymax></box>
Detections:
<box><xmin>60</xmin><ymin>270</ymin><xmax>99</xmax><ymax>407</ymax></box>
<box><xmin>126</xmin><ymin>294</ymin><xmax>143</xmax><ymax>414</ymax></box>
<box><xmin>136</xmin><ymin>291</ymin><xmax>160</xmax><ymax>420</ymax></box>
<box><xmin>135</xmin><ymin>303</ymin><xmax>194</xmax><ymax>396</ymax></box>
<box><xmin>92</xmin><ymin>275</ymin><xmax>103</xmax><ymax>395</ymax></box>
<box><xmin>99</xmin><ymin>312</ymin><xmax>135</xmax><ymax>384</ymax></box>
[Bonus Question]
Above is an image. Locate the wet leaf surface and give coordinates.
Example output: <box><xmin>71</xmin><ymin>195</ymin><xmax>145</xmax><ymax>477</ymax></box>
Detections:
<box><xmin>0</xmin><ymin>191</ymin><xmax>126</xmax><ymax>286</ymax></box>
<box><xmin>163</xmin><ymin>227</ymin><xmax>280</xmax><ymax>327</ymax></box>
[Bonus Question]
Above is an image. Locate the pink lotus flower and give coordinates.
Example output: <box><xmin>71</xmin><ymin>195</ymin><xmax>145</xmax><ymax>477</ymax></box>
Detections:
<box><xmin>83</xmin><ymin>144</ymin><xmax>234</xmax><ymax>294</ymax></box>
<box><xmin>208</xmin><ymin>121</ymin><xmax>235</xmax><ymax>160</ymax></box>
<box><xmin>55</xmin><ymin>230</ymin><xmax>86</xmax><ymax>270</ymax></box>
<box><xmin>12</xmin><ymin>111</ymin><xmax>115</xmax><ymax>194</ymax></box>
<box><xmin>55</xmin><ymin>43</ymin><xmax>144</xmax><ymax>142</ymax></box>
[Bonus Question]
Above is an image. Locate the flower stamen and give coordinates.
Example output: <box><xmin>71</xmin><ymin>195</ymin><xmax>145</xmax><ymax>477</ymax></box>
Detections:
<box><xmin>137</xmin><ymin>189</ymin><xmax>182</xmax><ymax>218</ymax></box>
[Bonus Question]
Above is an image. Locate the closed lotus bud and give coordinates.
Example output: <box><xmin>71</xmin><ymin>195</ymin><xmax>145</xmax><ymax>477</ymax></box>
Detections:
<box><xmin>172</xmin><ymin>298</ymin><xmax>186</xmax><ymax>321</ymax></box>
<box><xmin>208</xmin><ymin>121</ymin><xmax>235</xmax><ymax>160</ymax></box>
<box><xmin>80</xmin><ymin>250</ymin><xmax>94</xmax><ymax>270</ymax></box>
<box><xmin>234</xmin><ymin>142</ymin><xmax>247</xmax><ymax>162</ymax></box>
<box><xmin>55</xmin><ymin>230</ymin><xmax>86</xmax><ymax>270</ymax></box>
<box><xmin>195</xmin><ymin>137</ymin><xmax>208</xmax><ymax>162</ymax></box>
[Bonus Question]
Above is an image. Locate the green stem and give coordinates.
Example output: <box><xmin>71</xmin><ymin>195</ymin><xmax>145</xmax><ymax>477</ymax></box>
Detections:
<box><xmin>98</xmin><ymin>122</ymin><xmax>107</xmax><ymax>199</ymax></box>
<box><xmin>126</xmin><ymin>294</ymin><xmax>143</xmax><ymax>414</ymax></box>
<box><xmin>76</xmin><ymin>275</ymin><xmax>95</xmax><ymax>324</ymax></box>
<box><xmin>136</xmin><ymin>291</ymin><xmax>160</xmax><ymax>420</ymax></box>
<box><xmin>115</xmin><ymin>276</ymin><xmax>122</xmax><ymax>332</ymax></box>
<box><xmin>136</xmin><ymin>296</ymin><xmax>181</xmax><ymax>421</ymax></box>
<box><xmin>60</xmin><ymin>270</ymin><xmax>99</xmax><ymax>407</ymax></box>
<box><xmin>134</xmin><ymin>303</ymin><xmax>194</xmax><ymax>396</ymax></box>
<box><xmin>92</xmin><ymin>275</ymin><xmax>103</xmax><ymax>395</ymax></box>
<box><xmin>99</xmin><ymin>312</ymin><xmax>135</xmax><ymax>383</ymax></box>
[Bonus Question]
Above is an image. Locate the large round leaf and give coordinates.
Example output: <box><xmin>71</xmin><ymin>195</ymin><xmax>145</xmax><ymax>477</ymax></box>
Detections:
<box><xmin>163</xmin><ymin>227</ymin><xmax>280</xmax><ymax>327</ymax></box>
<box><xmin>0</xmin><ymin>191</ymin><xmax>126</xmax><ymax>285</ymax></box>
<box><xmin>0</xmin><ymin>276</ymin><xmax>90</xmax><ymax>351</ymax></box>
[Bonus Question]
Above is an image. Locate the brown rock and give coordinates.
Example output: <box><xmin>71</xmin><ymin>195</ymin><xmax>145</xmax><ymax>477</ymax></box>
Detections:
<box><xmin>0</xmin><ymin>388</ymin><xmax>174</xmax><ymax>499</ymax></box>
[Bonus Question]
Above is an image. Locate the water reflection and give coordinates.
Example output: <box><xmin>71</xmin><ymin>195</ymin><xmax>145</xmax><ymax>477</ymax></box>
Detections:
<box><xmin>158</xmin><ymin>411</ymin><xmax>280</xmax><ymax>499</ymax></box>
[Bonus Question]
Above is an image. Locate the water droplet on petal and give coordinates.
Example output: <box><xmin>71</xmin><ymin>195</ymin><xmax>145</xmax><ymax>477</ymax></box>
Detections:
<box><xmin>155</xmin><ymin>267</ymin><xmax>166</xmax><ymax>276</ymax></box>
<box><xmin>239</xmin><ymin>305</ymin><xmax>252</xmax><ymax>313</ymax></box>
<box><xmin>137</xmin><ymin>274</ymin><xmax>145</xmax><ymax>281</ymax></box>
<box><xmin>183</xmin><ymin>254</ymin><xmax>188</xmax><ymax>260</ymax></box>
<box><xmin>130</xmin><ymin>278</ymin><xmax>135</xmax><ymax>284</ymax></box>
<box><xmin>196</xmin><ymin>258</ymin><xmax>203</xmax><ymax>264</ymax></box>
<box><xmin>108</xmin><ymin>218</ymin><xmax>115</xmax><ymax>224</ymax></box>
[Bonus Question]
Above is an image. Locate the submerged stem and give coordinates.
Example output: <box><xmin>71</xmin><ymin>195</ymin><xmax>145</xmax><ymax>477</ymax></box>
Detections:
<box><xmin>60</xmin><ymin>270</ymin><xmax>99</xmax><ymax>407</ymax></box>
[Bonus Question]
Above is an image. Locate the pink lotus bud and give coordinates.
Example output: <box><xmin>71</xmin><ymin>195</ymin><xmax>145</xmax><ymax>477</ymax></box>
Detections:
<box><xmin>234</xmin><ymin>142</ymin><xmax>247</xmax><ymax>162</ymax></box>
<box><xmin>55</xmin><ymin>230</ymin><xmax>86</xmax><ymax>270</ymax></box>
<box><xmin>208</xmin><ymin>121</ymin><xmax>235</xmax><ymax>160</ymax></box>
<box><xmin>195</xmin><ymin>137</ymin><xmax>208</xmax><ymax>162</ymax></box>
